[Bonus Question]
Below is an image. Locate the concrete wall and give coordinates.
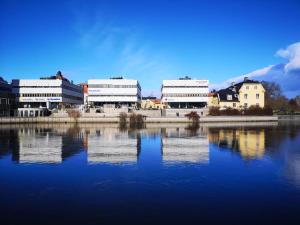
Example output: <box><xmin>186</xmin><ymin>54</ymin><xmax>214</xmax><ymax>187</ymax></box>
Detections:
<box><xmin>133</xmin><ymin>110</ymin><xmax>162</xmax><ymax>117</ymax></box>
<box><xmin>164</xmin><ymin>108</ymin><xmax>209</xmax><ymax>117</ymax></box>
<box><xmin>0</xmin><ymin>115</ymin><xmax>278</xmax><ymax>124</ymax></box>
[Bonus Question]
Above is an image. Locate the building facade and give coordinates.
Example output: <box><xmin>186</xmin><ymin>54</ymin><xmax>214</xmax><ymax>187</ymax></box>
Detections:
<box><xmin>141</xmin><ymin>97</ymin><xmax>166</xmax><ymax>109</ymax></box>
<box><xmin>161</xmin><ymin>77</ymin><xmax>209</xmax><ymax>108</ymax></box>
<box><xmin>0</xmin><ymin>77</ymin><xmax>15</xmax><ymax>116</ymax></box>
<box><xmin>88</xmin><ymin>77</ymin><xmax>141</xmax><ymax>109</ymax></box>
<box><xmin>214</xmin><ymin>78</ymin><xmax>265</xmax><ymax>110</ymax></box>
<box><xmin>12</xmin><ymin>71</ymin><xmax>83</xmax><ymax>116</ymax></box>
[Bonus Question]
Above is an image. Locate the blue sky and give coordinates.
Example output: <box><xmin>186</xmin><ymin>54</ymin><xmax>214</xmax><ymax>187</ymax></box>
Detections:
<box><xmin>0</xmin><ymin>0</ymin><xmax>300</xmax><ymax>97</ymax></box>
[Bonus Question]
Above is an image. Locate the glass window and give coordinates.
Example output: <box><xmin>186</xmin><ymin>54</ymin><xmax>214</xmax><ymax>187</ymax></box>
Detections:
<box><xmin>256</xmin><ymin>93</ymin><xmax>259</xmax><ymax>99</ymax></box>
<box><xmin>227</xmin><ymin>95</ymin><xmax>232</xmax><ymax>100</ymax></box>
<box><xmin>246</xmin><ymin>86</ymin><xmax>249</xmax><ymax>90</ymax></box>
<box><xmin>233</xmin><ymin>103</ymin><xmax>236</xmax><ymax>107</ymax></box>
<box><xmin>244</xmin><ymin>94</ymin><xmax>248</xmax><ymax>99</ymax></box>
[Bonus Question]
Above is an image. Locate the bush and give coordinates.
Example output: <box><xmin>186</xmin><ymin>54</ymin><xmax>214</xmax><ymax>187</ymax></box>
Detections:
<box><xmin>119</xmin><ymin>112</ymin><xmax>127</xmax><ymax>129</ymax></box>
<box><xmin>244</xmin><ymin>105</ymin><xmax>273</xmax><ymax>116</ymax></box>
<box><xmin>222</xmin><ymin>107</ymin><xmax>241</xmax><ymax>116</ymax></box>
<box><xmin>209</xmin><ymin>107</ymin><xmax>221</xmax><ymax>116</ymax></box>
<box><xmin>66</xmin><ymin>109</ymin><xmax>81</xmax><ymax>119</ymax></box>
<box><xmin>129</xmin><ymin>113</ymin><xmax>144</xmax><ymax>129</ymax></box>
<box><xmin>185</xmin><ymin>111</ymin><xmax>200</xmax><ymax>123</ymax></box>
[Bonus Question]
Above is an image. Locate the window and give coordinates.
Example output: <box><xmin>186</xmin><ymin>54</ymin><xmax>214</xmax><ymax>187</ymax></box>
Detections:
<box><xmin>244</xmin><ymin>94</ymin><xmax>248</xmax><ymax>99</ymax></box>
<box><xmin>233</xmin><ymin>103</ymin><xmax>236</xmax><ymax>107</ymax></box>
<box><xmin>256</xmin><ymin>93</ymin><xmax>259</xmax><ymax>99</ymax></box>
<box><xmin>246</xmin><ymin>86</ymin><xmax>249</xmax><ymax>90</ymax></box>
<box><xmin>244</xmin><ymin>103</ymin><xmax>248</xmax><ymax>108</ymax></box>
<box><xmin>256</xmin><ymin>103</ymin><xmax>259</xmax><ymax>106</ymax></box>
<box><xmin>227</xmin><ymin>94</ymin><xmax>232</xmax><ymax>100</ymax></box>
<box><xmin>254</xmin><ymin>85</ymin><xmax>257</xmax><ymax>90</ymax></box>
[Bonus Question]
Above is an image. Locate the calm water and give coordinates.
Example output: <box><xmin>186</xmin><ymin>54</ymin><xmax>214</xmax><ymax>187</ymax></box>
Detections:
<box><xmin>1</xmin><ymin>121</ymin><xmax>300</xmax><ymax>225</ymax></box>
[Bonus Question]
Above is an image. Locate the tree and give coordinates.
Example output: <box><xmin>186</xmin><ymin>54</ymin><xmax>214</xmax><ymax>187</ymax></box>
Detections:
<box><xmin>261</xmin><ymin>81</ymin><xmax>283</xmax><ymax>105</ymax></box>
<box><xmin>288</xmin><ymin>98</ymin><xmax>298</xmax><ymax>113</ymax></box>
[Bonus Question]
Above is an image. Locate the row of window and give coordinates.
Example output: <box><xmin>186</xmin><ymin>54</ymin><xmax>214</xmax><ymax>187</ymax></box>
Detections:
<box><xmin>244</xmin><ymin>93</ymin><xmax>260</xmax><ymax>99</ymax></box>
<box><xmin>12</xmin><ymin>85</ymin><xmax>82</xmax><ymax>94</ymax></box>
<box><xmin>61</xmin><ymin>84</ymin><xmax>82</xmax><ymax>93</ymax></box>
<box><xmin>17</xmin><ymin>93</ymin><xmax>60</xmax><ymax>97</ymax></box>
<box><xmin>0</xmin><ymin>98</ymin><xmax>10</xmax><ymax>105</ymax></box>
<box><xmin>17</xmin><ymin>93</ymin><xmax>82</xmax><ymax>101</ymax></box>
<box><xmin>162</xmin><ymin>93</ymin><xmax>208</xmax><ymax>97</ymax></box>
<box><xmin>245</xmin><ymin>85</ymin><xmax>258</xmax><ymax>90</ymax></box>
<box><xmin>224</xmin><ymin>102</ymin><xmax>261</xmax><ymax>108</ymax></box>
<box><xmin>162</xmin><ymin>86</ymin><xmax>208</xmax><ymax>88</ymax></box>
<box><xmin>88</xmin><ymin>84</ymin><xmax>141</xmax><ymax>90</ymax></box>
<box><xmin>89</xmin><ymin>94</ymin><xmax>139</xmax><ymax>97</ymax></box>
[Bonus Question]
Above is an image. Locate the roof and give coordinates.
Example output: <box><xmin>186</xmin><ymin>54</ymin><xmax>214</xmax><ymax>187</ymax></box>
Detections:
<box><xmin>216</xmin><ymin>79</ymin><xmax>261</xmax><ymax>102</ymax></box>
<box><xmin>151</xmin><ymin>99</ymin><xmax>161</xmax><ymax>104</ymax></box>
<box><xmin>142</xmin><ymin>96</ymin><xmax>157</xmax><ymax>100</ymax></box>
<box><xmin>217</xmin><ymin>88</ymin><xmax>239</xmax><ymax>102</ymax></box>
<box><xmin>231</xmin><ymin>79</ymin><xmax>260</xmax><ymax>92</ymax></box>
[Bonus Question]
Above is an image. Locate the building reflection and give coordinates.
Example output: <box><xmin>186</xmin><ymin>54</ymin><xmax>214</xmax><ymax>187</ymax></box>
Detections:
<box><xmin>0</xmin><ymin>128</ymin><xmax>19</xmax><ymax>160</ymax></box>
<box><xmin>161</xmin><ymin>127</ymin><xmax>209</xmax><ymax>164</ymax></box>
<box><xmin>86</xmin><ymin>128</ymin><xmax>141</xmax><ymax>164</ymax></box>
<box><xmin>209</xmin><ymin>128</ymin><xmax>266</xmax><ymax>159</ymax></box>
<box><xmin>16</xmin><ymin>126</ymin><xmax>83</xmax><ymax>164</ymax></box>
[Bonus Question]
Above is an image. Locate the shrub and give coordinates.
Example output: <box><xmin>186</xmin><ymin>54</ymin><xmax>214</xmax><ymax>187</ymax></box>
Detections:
<box><xmin>209</xmin><ymin>107</ymin><xmax>221</xmax><ymax>116</ymax></box>
<box><xmin>66</xmin><ymin>109</ymin><xmax>81</xmax><ymax>121</ymax></box>
<box><xmin>244</xmin><ymin>105</ymin><xmax>273</xmax><ymax>116</ymax></box>
<box><xmin>129</xmin><ymin>113</ymin><xmax>145</xmax><ymax>129</ymax></box>
<box><xmin>185</xmin><ymin>111</ymin><xmax>200</xmax><ymax>123</ymax></box>
<box><xmin>221</xmin><ymin>107</ymin><xmax>241</xmax><ymax>116</ymax></box>
<box><xmin>119</xmin><ymin>112</ymin><xmax>127</xmax><ymax>129</ymax></box>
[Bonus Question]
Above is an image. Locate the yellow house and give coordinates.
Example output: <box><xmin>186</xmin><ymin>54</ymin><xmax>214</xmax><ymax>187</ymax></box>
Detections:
<box><xmin>208</xmin><ymin>93</ymin><xmax>219</xmax><ymax>107</ymax></box>
<box><xmin>141</xmin><ymin>98</ymin><xmax>166</xmax><ymax>109</ymax></box>
<box><xmin>237</xmin><ymin>78</ymin><xmax>265</xmax><ymax>108</ymax></box>
<box><xmin>216</xmin><ymin>89</ymin><xmax>240</xmax><ymax>110</ymax></box>
<box><xmin>214</xmin><ymin>78</ymin><xmax>265</xmax><ymax>109</ymax></box>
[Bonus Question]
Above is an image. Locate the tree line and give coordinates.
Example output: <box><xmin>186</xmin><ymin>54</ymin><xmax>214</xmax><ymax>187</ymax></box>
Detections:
<box><xmin>262</xmin><ymin>81</ymin><xmax>300</xmax><ymax>114</ymax></box>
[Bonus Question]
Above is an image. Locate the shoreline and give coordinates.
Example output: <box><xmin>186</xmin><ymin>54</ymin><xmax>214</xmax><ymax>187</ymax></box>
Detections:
<box><xmin>0</xmin><ymin>115</ymin><xmax>279</xmax><ymax>124</ymax></box>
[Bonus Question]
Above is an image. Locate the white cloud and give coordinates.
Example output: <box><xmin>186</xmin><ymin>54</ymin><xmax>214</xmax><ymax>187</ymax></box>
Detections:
<box><xmin>276</xmin><ymin>42</ymin><xmax>300</xmax><ymax>72</ymax></box>
<box><xmin>211</xmin><ymin>42</ymin><xmax>300</xmax><ymax>97</ymax></box>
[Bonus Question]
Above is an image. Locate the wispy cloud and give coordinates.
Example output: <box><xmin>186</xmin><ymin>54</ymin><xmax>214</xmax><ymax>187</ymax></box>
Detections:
<box><xmin>211</xmin><ymin>42</ymin><xmax>300</xmax><ymax>97</ymax></box>
<box><xmin>69</xmin><ymin>3</ymin><xmax>176</xmax><ymax>97</ymax></box>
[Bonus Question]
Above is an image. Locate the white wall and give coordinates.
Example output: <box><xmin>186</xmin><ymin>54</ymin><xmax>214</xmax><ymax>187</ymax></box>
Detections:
<box><xmin>88</xmin><ymin>79</ymin><xmax>141</xmax><ymax>104</ymax></box>
<box><xmin>161</xmin><ymin>79</ymin><xmax>209</xmax><ymax>103</ymax></box>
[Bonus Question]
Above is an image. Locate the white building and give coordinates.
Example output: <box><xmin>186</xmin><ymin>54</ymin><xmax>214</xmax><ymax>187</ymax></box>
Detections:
<box><xmin>88</xmin><ymin>77</ymin><xmax>141</xmax><ymax>108</ymax></box>
<box><xmin>12</xmin><ymin>72</ymin><xmax>83</xmax><ymax>116</ymax></box>
<box><xmin>161</xmin><ymin>76</ymin><xmax>209</xmax><ymax>108</ymax></box>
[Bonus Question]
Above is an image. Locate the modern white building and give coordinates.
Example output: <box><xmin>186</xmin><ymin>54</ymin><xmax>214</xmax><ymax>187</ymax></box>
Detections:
<box><xmin>12</xmin><ymin>71</ymin><xmax>83</xmax><ymax>116</ymax></box>
<box><xmin>161</xmin><ymin>76</ymin><xmax>209</xmax><ymax>108</ymax></box>
<box><xmin>88</xmin><ymin>77</ymin><xmax>141</xmax><ymax>108</ymax></box>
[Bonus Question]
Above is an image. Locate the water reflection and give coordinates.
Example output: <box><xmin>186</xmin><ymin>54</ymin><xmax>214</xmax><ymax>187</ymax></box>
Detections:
<box><xmin>18</xmin><ymin>128</ymin><xmax>63</xmax><ymax>163</ymax></box>
<box><xmin>85</xmin><ymin>127</ymin><xmax>141</xmax><ymax>164</ymax></box>
<box><xmin>0</xmin><ymin>122</ymin><xmax>299</xmax><ymax>165</ymax></box>
<box><xmin>161</xmin><ymin>127</ymin><xmax>209</xmax><ymax>164</ymax></box>
<box><xmin>209</xmin><ymin>128</ymin><xmax>266</xmax><ymax>159</ymax></box>
<box><xmin>1</xmin><ymin>122</ymin><xmax>300</xmax><ymax>225</ymax></box>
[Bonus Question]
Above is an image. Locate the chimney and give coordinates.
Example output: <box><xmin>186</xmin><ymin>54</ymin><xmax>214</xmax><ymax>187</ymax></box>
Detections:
<box><xmin>231</xmin><ymin>82</ymin><xmax>235</xmax><ymax>86</ymax></box>
<box><xmin>244</xmin><ymin>76</ymin><xmax>249</xmax><ymax>82</ymax></box>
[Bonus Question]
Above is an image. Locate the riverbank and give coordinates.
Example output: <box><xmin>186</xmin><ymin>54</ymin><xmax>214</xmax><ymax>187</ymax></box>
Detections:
<box><xmin>0</xmin><ymin>115</ymin><xmax>278</xmax><ymax>124</ymax></box>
